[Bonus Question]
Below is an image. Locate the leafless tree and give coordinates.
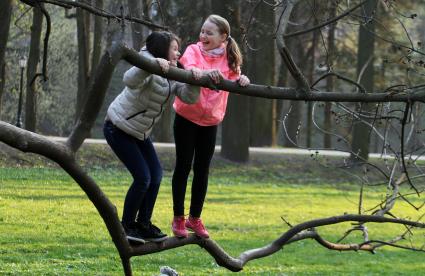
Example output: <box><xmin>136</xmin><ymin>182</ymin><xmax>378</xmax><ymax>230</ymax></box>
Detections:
<box><xmin>1</xmin><ymin>0</ymin><xmax>424</xmax><ymax>275</ymax></box>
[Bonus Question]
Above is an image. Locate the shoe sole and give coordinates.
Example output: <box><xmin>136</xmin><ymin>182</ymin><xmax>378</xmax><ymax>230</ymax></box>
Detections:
<box><xmin>127</xmin><ymin>235</ymin><xmax>146</xmax><ymax>244</ymax></box>
<box><xmin>171</xmin><ymin>228</ymin><xmax>188</xmax><ymax>238</ymax></box>
<box><xmin>186</xmin><ymin>226</ymin><xmax>209</xmax><ymax>238</ymax></box>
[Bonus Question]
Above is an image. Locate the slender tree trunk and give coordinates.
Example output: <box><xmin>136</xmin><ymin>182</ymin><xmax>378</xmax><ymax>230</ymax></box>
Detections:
<box><xmin>75</xmin><ymin>3</ymin><xmax>91</xmax><ymax>121</ymax></box>
<box><xmin>218</xmin><ymin>1</ymin><xmax>250</xmax><ymax>162</ymax></box>
<box><xmin>91</xmin><ymin>0</ymin><xmax>104</xmax><ymax>71</ymax></box>
<box><xmin>324</xmin><ymin>1</ymin><xmax>338</xmax><ymax>148</ymax></box>
<box><xmin>25</xmin><ymin>5</ymin><xmax>44</xmax><ymax>132</ymax></box>
<box><xmin>306</xmin><ymin>24</ymin><xmax>318</xmax><ymax>148</ymax></box>
<box><xmin>276</xmin><ymin>63</ymin><xmax>288</xmax><ymax>146</ymax></box>
<box><xmin>281</xmin><ymin>3</ymin><xmax>308</xmax><ymax>148</ymax></box>
<box><xmin>248</xmin><ymin>3</ymin><xmax>275</xmax><ymax>147</ymax></box>
<box><xmin>0</xmin><ymin>0</ymin><xmax>13</xmax><ymax>118</ymax></box>
<box><xmin>127</xmin><ymin>0</ymin><xmax>144</xmax><ymax>50</ymax></box>
<box><xmin>350</xmin><ymin>0</ymin><xmax>378</xmax><ymax>161</ymax></box>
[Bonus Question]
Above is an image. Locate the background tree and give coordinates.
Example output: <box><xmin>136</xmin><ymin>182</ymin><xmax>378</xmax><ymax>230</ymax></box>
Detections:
<box><xmin>24</xmin><ymin>3</ymin><xmax>44</xmax><ymax>131</ymax></box>
<box><xmin>127</xmin><ymin>0</ymin><xmax>144</xmax><ymax>51</ymax></box>
<box><xmin>246</xmin><ymin>1</ymin><xmax>275</xmax><ymax>147</ymax></box>
<box><xmin>323</xmin><ymin>0</ymin><xmax>339</xmax><ymax>148</ymax></box>
<box><xmin>281</xmin><ymin>2</ymin><xmax>311</xmax><ymax>148</ymax></box>
<box><xmin>75</xmin><ymin>2</ymin><xmax>91</xmax><ymax>121</ymax></box>
<box><xmin>350</xmin><ymin>0</ymin><xmax>378</xmax><ymax>162</ymax></box>
<box><xmin>219</xmin><ymin>0</ymin><xmax>251</xmax><ymax>162</ymax></box>
<box><xmin>0</xmin><ymin>0</ymin><xmax>14</xmax><ymax>118</ymax></box>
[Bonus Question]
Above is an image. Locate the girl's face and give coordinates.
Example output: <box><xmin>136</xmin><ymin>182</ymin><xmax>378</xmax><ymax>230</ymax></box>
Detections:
<box><xmin>168</xmin><ymin>40</ymin><xmax>180</xmax><ymax>66</ymax></box>
<box><xmin>199</xmin><ymin>20</ymin><xmax>227</xmax><ymax>51</ymax></box>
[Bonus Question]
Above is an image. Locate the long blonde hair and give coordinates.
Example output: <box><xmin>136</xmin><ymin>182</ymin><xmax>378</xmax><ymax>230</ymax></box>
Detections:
<box><xmin>206</xmin><ymin>14</ymin><xmax>242</xmax><ymax>73</ymax></box>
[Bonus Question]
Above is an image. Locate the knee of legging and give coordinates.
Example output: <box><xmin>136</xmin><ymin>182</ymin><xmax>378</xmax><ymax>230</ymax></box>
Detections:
<box><xmin>132</xmin><ymin>176</ymin><xmax>151</xmax><ymax>192</ymax></box>
<box><xmin>150</xmin><ymin>170</ymin><xmax>163</xmax><ymax>186</ymax></box>
<box><xmin>174</xmin><ymin>161</ymin><xmax>192</xmax><ymax>176</ymax></box>
<box><xmin>193</xmin><ymin>163</ymin><xmax>210</xmax><ymax>175</ymax></box>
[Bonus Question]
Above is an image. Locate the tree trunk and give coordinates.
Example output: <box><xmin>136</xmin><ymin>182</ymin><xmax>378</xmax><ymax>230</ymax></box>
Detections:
<box><xmin>350</xmin><ymin>0</ymin><xmax>378</xmax><ymax>161</ymax></box>
<box><xmin>0</xmin><ymin>0</ymin><xmax>13</xmax><ymax>118</ymax></box>
<box><xmin>212</xmin><ymin>1</ymin><xmax>250</xmax><ymax>162</ymax></box>
<box><xmin>25</xmin><ymin>4</ymin><xmax>44</xmax><ymax>132</ymax></box>
<box><xmin>91</xmin><ymin>0</ymin><xmax>104</xmax><ymax>71</ymax></box>
<box><xmin>324</xmin><ymin>1</ymin><xmax>338</xmax><ymax>148</ymax></box>
<box><xmin>127</xmin><ymin>0</ymin><xmax>144</xmax><ymax>50</ymax></box>
<box><xmin>276</xmin><ymin>63</ymin><xmax>288</xmax><ymax>146</ymax></box>
<box><xmin>75</xmin><ymin>3</ymin><xmax>91</xmax><ymax>121</ymax></box>
<box><xmin>247</xmin><ymin>3</ymin><xmax>275</xmax><ymax>147</ymax></box>
<box><xmin>306</xmin><ymin>22</ymin><xmax>319</xmax><ymax>148</ymax></box>
<box><xmin>281</xmin><ymin>3</ymin><xmax>308</xmax><ymax>148</ymax></box>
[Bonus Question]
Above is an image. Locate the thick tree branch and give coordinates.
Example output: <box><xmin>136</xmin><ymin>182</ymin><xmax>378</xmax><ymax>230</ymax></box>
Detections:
<box><xmin>131</xmin><ymin>214</ymin><xmax>424</xmax><ymax>271</ymax></box>
<box><xmin>0</xmin><ymin>121</ymin><xmax>133</xmax><ymax>274</ymax></box>
<box><xmin>66</xmin><ymin>42</ymin><xmax>425</xmax><ymax>152</ymax></box>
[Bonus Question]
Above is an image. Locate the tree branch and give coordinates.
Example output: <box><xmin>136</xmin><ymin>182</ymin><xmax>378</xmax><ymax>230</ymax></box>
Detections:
<box><xmin>0</xmin><ymin>121</ymin><xmax>133</xmax><ymax>274</ymax></box>
<box><xmin>20</xmin><ymin>0</ymin><xmax>166</xmax><ymax>30</ymax></box>
<box><xmin>274</xmin><ymin>0</ymin><xmax>310</xmax><ymax>92</ymax></box>
<box><xmin>66</xmin><ymin>42</ymin><xmax>425</xmax><ymax>152</ymax></box>
<box><xmin>283</xmin><ymin>0</ymin><xmax>370</xmax><ymax>39</ymax></box>
<box><xmin>131</xmin><ymin>214</ymin><xmax>424</xmax><ymax>271</ymax></box>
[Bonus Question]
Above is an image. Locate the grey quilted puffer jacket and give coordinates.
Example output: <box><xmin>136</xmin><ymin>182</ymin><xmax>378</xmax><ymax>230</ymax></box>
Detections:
<box><xmin>107</xmin><ymin>48</ymin><xmax>199</xmax><ymax>140</ymax></box>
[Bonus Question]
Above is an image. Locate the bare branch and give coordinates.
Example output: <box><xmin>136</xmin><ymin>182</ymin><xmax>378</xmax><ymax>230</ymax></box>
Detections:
<box><xmin>283</xmin><ymin>0</ymin><xmax>369</xmax><ymax>39</ymax></box>
<box><xmin>311</xmin><ymin>71</ymin><xmax>367</xmax><ymax>93</ymax></box>
<box><xmin>275</xmin><ymin>0</ymin><xmax>310</xmax><ymax>92</ymax></box>
<box><xmin>131</xmin><ymin>214</ymin><xmax>424</xmax><ymax>271</ymax></box>
<box><xmin>21</xmin><ymin>0</ymin><xmax>166</xmax><ymax>30</ymax></box>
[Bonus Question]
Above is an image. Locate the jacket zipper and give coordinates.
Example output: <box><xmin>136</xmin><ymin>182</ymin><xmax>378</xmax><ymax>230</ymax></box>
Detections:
<box><xmin>125</xmin><ymin>109</ymin><xmax>147</xmax><ymax>120</ymax></box>
<box><xmin>146</xmin><ymin>79</ymin><xmax>172</xmax><ymax>130</ymax></box>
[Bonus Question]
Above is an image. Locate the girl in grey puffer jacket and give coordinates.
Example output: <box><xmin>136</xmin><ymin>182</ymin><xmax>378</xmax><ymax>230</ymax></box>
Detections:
<box><xmin>103</xmin><ymin>31</ymin><xmax>199</xmax><ymax>244</ymax></box>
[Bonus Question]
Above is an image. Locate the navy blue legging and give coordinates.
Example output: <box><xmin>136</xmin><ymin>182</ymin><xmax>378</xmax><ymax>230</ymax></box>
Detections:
<box><xmin>172</xmin><ymin>113</ymin><xmax>217</xmax><ymax>218</ymax></box>
<box><xmin>103</xmin><ymin>121</ymin><xmax>162</xmax><ymax>224</ymax></box>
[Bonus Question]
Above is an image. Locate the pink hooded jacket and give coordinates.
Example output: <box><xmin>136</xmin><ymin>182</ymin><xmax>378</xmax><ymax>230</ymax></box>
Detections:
<box><xmin>173</xmin><ymin>42</ymin><xmax>240</xmax><ymax>126</ymax></box>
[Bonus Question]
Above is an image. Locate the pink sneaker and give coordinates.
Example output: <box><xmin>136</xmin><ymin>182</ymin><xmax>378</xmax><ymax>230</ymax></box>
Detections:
<box><xmin>185</xmin><ymin>217</ymin><xmax>209</xmax><ymax>238</ymax></box>
<box><xmin>171</xmin><ymin>216</ymin><xmax>188</xmax><ymax>238</ymax></box>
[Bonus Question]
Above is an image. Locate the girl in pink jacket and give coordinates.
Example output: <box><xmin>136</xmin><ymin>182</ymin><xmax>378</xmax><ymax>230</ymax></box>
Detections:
<box><xmin>171</xmin><ymin>14</ymin><xmax>250</xmax><ymax>238</ymax></box>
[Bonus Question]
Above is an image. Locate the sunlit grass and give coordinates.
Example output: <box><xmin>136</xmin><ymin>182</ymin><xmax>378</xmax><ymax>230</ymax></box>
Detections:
<box><xmin>0</xmin><ymin>167</ymin><xmax>424</xmax><ymax>275</ymax></box>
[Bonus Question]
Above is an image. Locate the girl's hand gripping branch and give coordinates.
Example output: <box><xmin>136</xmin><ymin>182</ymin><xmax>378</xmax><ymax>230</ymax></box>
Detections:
<box><xmin>191</xmin><ymin>67</ymin><xmax>203</xmax><ymax>80</ymax></box>
<box><xmin>207</xmin><ymin>69</ymin><xmax>224</xmax><ymax>84</ymax></box>
<box><xmin>237</xmin><ymin>74</ymin><xmax>250</xmax><ymax>87</ymax></box>
<box><xmin>156</xmin><ymin>58</ymin><xmax>170</xmax><ymax>73</ymax></box>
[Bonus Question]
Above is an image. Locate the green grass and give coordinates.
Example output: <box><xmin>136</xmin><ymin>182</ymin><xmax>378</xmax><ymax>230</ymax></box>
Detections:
<box><xmin>0</xmin><ymin>167</ymin><xmax>424</xmax><ymax>275</ymax></box>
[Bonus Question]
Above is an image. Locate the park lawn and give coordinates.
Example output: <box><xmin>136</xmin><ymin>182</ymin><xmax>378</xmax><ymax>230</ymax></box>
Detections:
<box><xmin>0</xmin><ymin>167</ymin><xmax>424</xmax><ymax>275</ymax></box>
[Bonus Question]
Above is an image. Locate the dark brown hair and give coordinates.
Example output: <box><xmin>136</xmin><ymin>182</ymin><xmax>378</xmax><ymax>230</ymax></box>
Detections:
<box><xmin>145</xmin><ymin>31</ymin><xmax>182</xmax><ymax>68</ymax></box>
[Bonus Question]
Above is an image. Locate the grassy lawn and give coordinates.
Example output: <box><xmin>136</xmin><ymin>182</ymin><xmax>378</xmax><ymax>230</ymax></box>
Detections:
<box><xmin>0</xmin><ymin>164</ymin><xmax>424</xmax><ymax>275</ymax></box>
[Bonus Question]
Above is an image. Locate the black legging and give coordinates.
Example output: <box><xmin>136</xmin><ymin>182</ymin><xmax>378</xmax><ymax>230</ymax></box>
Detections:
<box><xmin>172</xmin><ymin>113</ymin><xmax>217</xmax><ymax>217</ymax></box>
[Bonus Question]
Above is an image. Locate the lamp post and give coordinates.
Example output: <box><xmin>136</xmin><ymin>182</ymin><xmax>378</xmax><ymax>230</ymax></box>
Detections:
<box><xmin>16</xmin><ymin>57</ymin><xmax>27</xmax><ymax>128</ymax></box>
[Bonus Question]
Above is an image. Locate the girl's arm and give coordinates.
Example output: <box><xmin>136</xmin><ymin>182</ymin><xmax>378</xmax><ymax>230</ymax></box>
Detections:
<box><xmin>123</xmin><ymin>66</ymin><xmax>150</xmax><ymax>89</ymax></box>
<box><xmin>174</xmin><ymin>83</ymin><xmax>200</xmax><ymax>104</ymax></box>
<box><xmin>173</xmin><ymin>68</ymin><xmax>201</xmax><ymax>104</ymax></box>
